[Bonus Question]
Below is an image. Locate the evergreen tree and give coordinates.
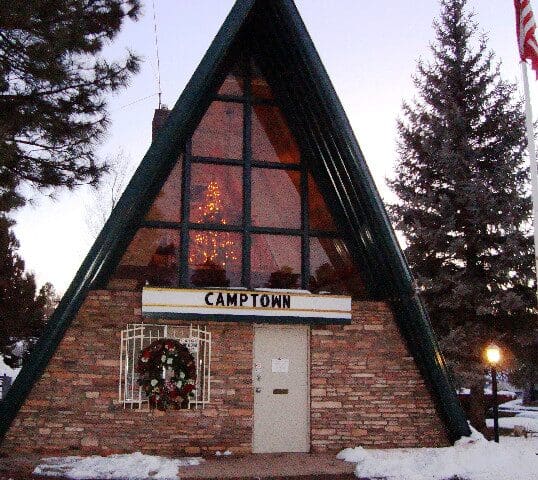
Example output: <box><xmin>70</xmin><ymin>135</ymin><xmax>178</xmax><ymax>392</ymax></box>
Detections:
<box><xmin>0</xmin><ymin>0</ymin><xmax>141</xmax><ymax>213</ymax></box>
<box><xmin>389</xmin><ymin>0</ymin><xmax>537</xmax><ymax>407</ymax></box>
<box><xmin>509</xmin><ymin>340</ymin><xmax>538</xmax><ymax>402</ymax></box>
<box><xmin>0</xmin><ymin>215</ymin><xmax>49</xmax><ymax>367</ymax></box>
<box><xmin>36</xmin><ymin>281</ymin><xmax>60</xmax><ymax>321</ymax></box>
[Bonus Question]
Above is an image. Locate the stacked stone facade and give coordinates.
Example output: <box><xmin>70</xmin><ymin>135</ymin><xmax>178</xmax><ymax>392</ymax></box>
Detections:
<box><xmin>310</xmin><ymin>301</ymin><xmax>448</xmax><ymax>450</ymax></box>
<box><xmin>1</xmin><ymin>290</ymin><xmax>449</xmax><ymax>456</ymax></box>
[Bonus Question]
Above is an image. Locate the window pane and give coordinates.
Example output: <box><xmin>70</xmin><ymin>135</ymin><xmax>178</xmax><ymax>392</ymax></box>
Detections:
<box><xmin>309</xmin><ymin>174</ymin><xmax>337</xmax><ymax>231</ymax></box>
<box><xmin>188</xmin><ymin>231</ymin><xmax>242</xmax><ymax>287</ymax></box>
<box><xmin>190</xmin><ymin>164</ymin><xmax>243</xmax><ymax>226</ymax></box>
<box><xmin>251</xmin><ymin>105</ymin><xmax>300</xmax><ymax>164</ymax></box>
<box><xmin>217</xmin><ymin>73</ymin><xmax>245</xmax><ymax>97</ymax></box>
<box><xmin>252</xmin><ymin>168</ymin><xmax>301</xmax><ymax>228</ymax></box>
<box><xmin>251</xmin><ymin>235</ymin><xmax>302</xmax><ymax>289</ymax></box>
<box><xmin>110</xmin><ymin>229</ymin><xmax>179</xmax><ymax>290</ymax></box>
<box><xmin>251</xmin><ymin>60</ymin><xmax>274</xmax><ymax>99</ymax></box>
<box><xmin>217</xmin><ymin>58</ymin><xmax>245</xmax><ymax>96</ymax></box>
<box><xmin>309</xmin><ymin>237</ymin><xmax>365</xmax><ymax>298</ymax></box>
<box><xmin>145</xmin><ymin>156</ymin><xmax>183</xmax><ymax>223</ymax></box>
<box><xmin>192</xmin><ymin>101</ymin><xmax>243</xmax><ymax>159</ymax></box>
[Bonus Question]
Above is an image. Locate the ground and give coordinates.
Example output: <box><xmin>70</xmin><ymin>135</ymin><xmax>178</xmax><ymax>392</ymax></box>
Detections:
<box><xmin>0</xmin><ymin>399</ymin><xmax>537</xmax><ymax>479</ymax></box>
<box><xmin>488</xmin><ymin>397</ymin><xmax>538</xmax><ymax>434</ymax></box>
<box><xmin>0</xmin><ymin>434</ymin><xmax>536</xmax><ymax>480</ymax></box>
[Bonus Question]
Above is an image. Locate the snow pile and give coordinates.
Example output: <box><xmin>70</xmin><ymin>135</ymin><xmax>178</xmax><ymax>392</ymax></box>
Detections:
<box><xmin>454</xmin><ymin>424</ymin><xmax>486</xmax><ymax>444</ymax></box>
<box><xmin>338</xmin><ymin>433</ymin><xmax>538</xmax><ymax>480</ymax></box>
<box><xmin>34</xmin><ymin>452</ymin><xmax>202</xmax><ymax>479</ymax></box>
<box><xmin>486</xmin><ymin>415</ymin><xmax>538</xmax><ymax>432</ymax></box>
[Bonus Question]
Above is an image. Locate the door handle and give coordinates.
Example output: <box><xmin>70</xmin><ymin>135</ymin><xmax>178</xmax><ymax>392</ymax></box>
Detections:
<box><xmin>255</xmin><ymin>387</ymin><xmax>261</xmax><ymax>393</ymax></box>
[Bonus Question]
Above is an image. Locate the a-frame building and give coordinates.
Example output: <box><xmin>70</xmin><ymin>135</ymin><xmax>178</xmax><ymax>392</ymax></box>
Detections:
<box><xmin>0</xmin><ymin>0</ymin><xmax>470</xmax><ymax>456</ymax></box>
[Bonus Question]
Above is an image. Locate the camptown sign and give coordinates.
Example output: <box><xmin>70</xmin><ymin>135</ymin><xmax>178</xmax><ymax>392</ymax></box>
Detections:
<box><xmin>142</xmin><ymin>287</ymin><xmax>352</xmax><ymax>323</ymax></box>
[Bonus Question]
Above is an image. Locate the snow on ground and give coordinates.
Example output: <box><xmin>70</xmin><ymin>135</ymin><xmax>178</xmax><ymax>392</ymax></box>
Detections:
<box><xmin>458</xmin><ymin>388</ymin><xmax>517</xmax><ymax>397</ymax></box>
<box><xmin>0</xmin><ymin>356</ymin><xmax>21</xmax><ymax>379</ymax></box>
<box><xmin>33</xmin><ymin>452</ymin><xmax>202</xmax><ymax>480</ymax></box>
<box><xmin>338</xmin><ymin>430</ymin><xmax>538</xmax><ymax>480</ymax></box>
<box><xmin>486</xmin><ymin>415</ymin><xmax>538</xmax><ymax>432</ymax></box>
<box><xmin>499</xmin><ymin>398</ymin><xmax>538</xmax><ymax>413</ymax></box>
<box><xmin>483</xmin><ymin>389</ymin><xmax>517</xmax><ymax>397</ymax></box>
<box><xmin>492</xmin><ymin>397</ymin><xmax>538</xmax><ymax>432</ymax></box>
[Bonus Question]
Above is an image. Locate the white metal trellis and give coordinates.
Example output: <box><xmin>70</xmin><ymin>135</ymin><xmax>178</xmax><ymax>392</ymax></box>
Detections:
<box><xmin>119</xmin><ymin>324</ymin><xmax>211</xmax><ymax>409</ymax></box>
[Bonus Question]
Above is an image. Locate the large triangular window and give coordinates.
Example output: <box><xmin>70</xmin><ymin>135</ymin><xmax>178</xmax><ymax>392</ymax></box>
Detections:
<box><xmin>111</xmin><ymin>58</ymin><xmax>365</xmax><ymax>298</ymax></box>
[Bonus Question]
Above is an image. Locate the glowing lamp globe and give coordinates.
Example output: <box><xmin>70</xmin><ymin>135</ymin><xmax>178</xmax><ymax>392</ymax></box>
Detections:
<box><xmin>485</xmin><ymin>344</ymin><xmax>501</xmax><ymax>365</ymax></box>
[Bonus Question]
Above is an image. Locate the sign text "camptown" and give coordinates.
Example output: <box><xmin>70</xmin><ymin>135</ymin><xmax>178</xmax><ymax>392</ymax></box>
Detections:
<box><xmin>204</xmin><ymin>291</ymin><xmax>291</xmax><ymax>309</ymax></box>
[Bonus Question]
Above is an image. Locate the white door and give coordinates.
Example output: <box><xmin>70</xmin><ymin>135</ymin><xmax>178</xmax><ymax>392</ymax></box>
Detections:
<box><xmin>253</xmin><ymin>324</ymin><xmax>309</xmax><ymax>453</ymax></box>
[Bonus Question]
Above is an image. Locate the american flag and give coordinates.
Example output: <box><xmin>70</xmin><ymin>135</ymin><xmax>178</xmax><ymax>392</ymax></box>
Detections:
<box><xmin>515</xmin><ymin>0</ymin><xmax>538</xmax><ymax>77</ymax></box>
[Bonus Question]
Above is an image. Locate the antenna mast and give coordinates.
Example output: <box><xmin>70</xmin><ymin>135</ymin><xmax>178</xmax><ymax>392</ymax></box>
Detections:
<box><xmin>152</xmin><ymin>0</ymin><xmax>162</xmax><ymax>108</ymax></box>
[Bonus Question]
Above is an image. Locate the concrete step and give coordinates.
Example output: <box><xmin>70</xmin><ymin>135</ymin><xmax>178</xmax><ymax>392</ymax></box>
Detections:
<box><xmin>178</xmin><ymin>453</ymin><xmax>355</xmax><ymax>479</ymax></box>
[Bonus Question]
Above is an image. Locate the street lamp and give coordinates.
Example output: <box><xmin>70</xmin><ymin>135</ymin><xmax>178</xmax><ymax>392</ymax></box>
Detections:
<box><xmin>485</xmin><ymin>344</ymin><xmax>501</xmax><ymax>443</ymax></box>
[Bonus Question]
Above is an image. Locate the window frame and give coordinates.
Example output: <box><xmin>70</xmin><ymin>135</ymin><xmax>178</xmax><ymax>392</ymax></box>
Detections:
<box><xmin>140</xmin><ymin>59</ymin><xmax>341</xmax><ymax>291</ymax></box>
<box><xmin>119</xmin><ymin>324</ymin><xmax>211</xmax><ymax>410</ymax></box>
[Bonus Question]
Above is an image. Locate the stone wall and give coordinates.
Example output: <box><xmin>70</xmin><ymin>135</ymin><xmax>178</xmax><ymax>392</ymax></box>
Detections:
<box><xmin>2</xmin><ymin>291</ymin><xmax>254</xmax><ymax>456</ymax></box>
<box><xmin>1</xmin><ymin>291</ymin><xmax>449</xmax><ymax>456</ymax></box>
<box><xmin>310</xmin><ymin>301</ymin><xmax>449</xmax><ymax>451</ymax></box>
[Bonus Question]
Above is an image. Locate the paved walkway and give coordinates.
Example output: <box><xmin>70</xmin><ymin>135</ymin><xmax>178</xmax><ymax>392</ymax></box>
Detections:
<box><xmin>0</xmin><ymin>452</ymin><xmax>357</xmax><ymax>480</ymax></box>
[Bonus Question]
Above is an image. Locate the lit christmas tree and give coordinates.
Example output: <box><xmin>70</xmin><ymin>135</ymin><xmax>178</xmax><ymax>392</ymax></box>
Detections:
<box><xmin>193</xmin><ymin>180</ymin><xmax>227</xmax><ymax>225</ymax></box>
<box><xmin>190</xmin><ymin>181</ymin><xmax>238</xmax><ymax>287</ymax></box>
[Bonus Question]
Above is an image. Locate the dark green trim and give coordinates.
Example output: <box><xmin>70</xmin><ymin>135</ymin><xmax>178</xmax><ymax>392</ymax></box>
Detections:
<box><xmin>214</xmin><ymin>94</ymin><xmax>276</xmax><ymax>106</ymax></box>
<box><xmin>179</xmin><ymin>140</ymin><xmax>192</xmax><ymax>286</ymax></box>
<box><xmin>191</xmin><ymin>156</ymin><xmax>244</xmax><ymax>166</ymax></box>
<box><xmin>0</xmin><ymin>0</ymin><xmax>470</xmax><ymax>444</ymax></box>
<box><xmin>242</xmin><ymin>59</ymin><xmax>252</xmax><ymax>287</ymax></box>
<box><xmin>300</xmin><ymin>154</ymin><xmax>310</xmax><ymax>290</ymax></box>
<box><xmin>190</xmin><ymin>155</ymin><xmax>303</xmax><ymax>170</ymax></box>
<box><xmin>140</xmin><ymin>221</ymin><xmax>339</xmax><ymax>239</ymax></box>
<box><xmin>142</xmin><ymin>311</ymin><xmax>350</xmax><ymax>326</ymax></box>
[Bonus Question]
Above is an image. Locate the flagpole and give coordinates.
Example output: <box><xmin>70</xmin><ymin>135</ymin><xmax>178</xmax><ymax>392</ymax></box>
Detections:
<box><xmin>521</xmin><ymin>60</ymin><xmax>538</xmax><ymax>300</ymax></box>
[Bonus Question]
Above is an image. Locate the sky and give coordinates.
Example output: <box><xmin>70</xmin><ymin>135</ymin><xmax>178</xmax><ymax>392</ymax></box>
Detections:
<box><xmin>12</xmin><ymin>0</ymin><xmax>538</xmax><ymax>294</ymax></box>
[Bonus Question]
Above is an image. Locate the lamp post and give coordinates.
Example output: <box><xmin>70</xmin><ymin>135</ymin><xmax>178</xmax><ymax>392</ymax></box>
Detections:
<box><xmin>485</xmin><ymin>344</ymin><xmax>501</xmax><ymax>443</ymax></box>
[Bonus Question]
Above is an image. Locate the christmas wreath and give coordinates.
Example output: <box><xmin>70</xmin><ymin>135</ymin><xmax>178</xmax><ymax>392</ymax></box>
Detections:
<box><xmin>136</xmin><ymin>339</ymin><xmax>196</xmax><ymax>411</ymax></box>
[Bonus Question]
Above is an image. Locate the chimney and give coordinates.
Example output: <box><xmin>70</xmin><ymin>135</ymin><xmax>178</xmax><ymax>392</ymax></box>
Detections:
<box><xmin>152</xmin><ymin>107</ymin><xmax>170</xmax><ymax>141</ymax></box>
